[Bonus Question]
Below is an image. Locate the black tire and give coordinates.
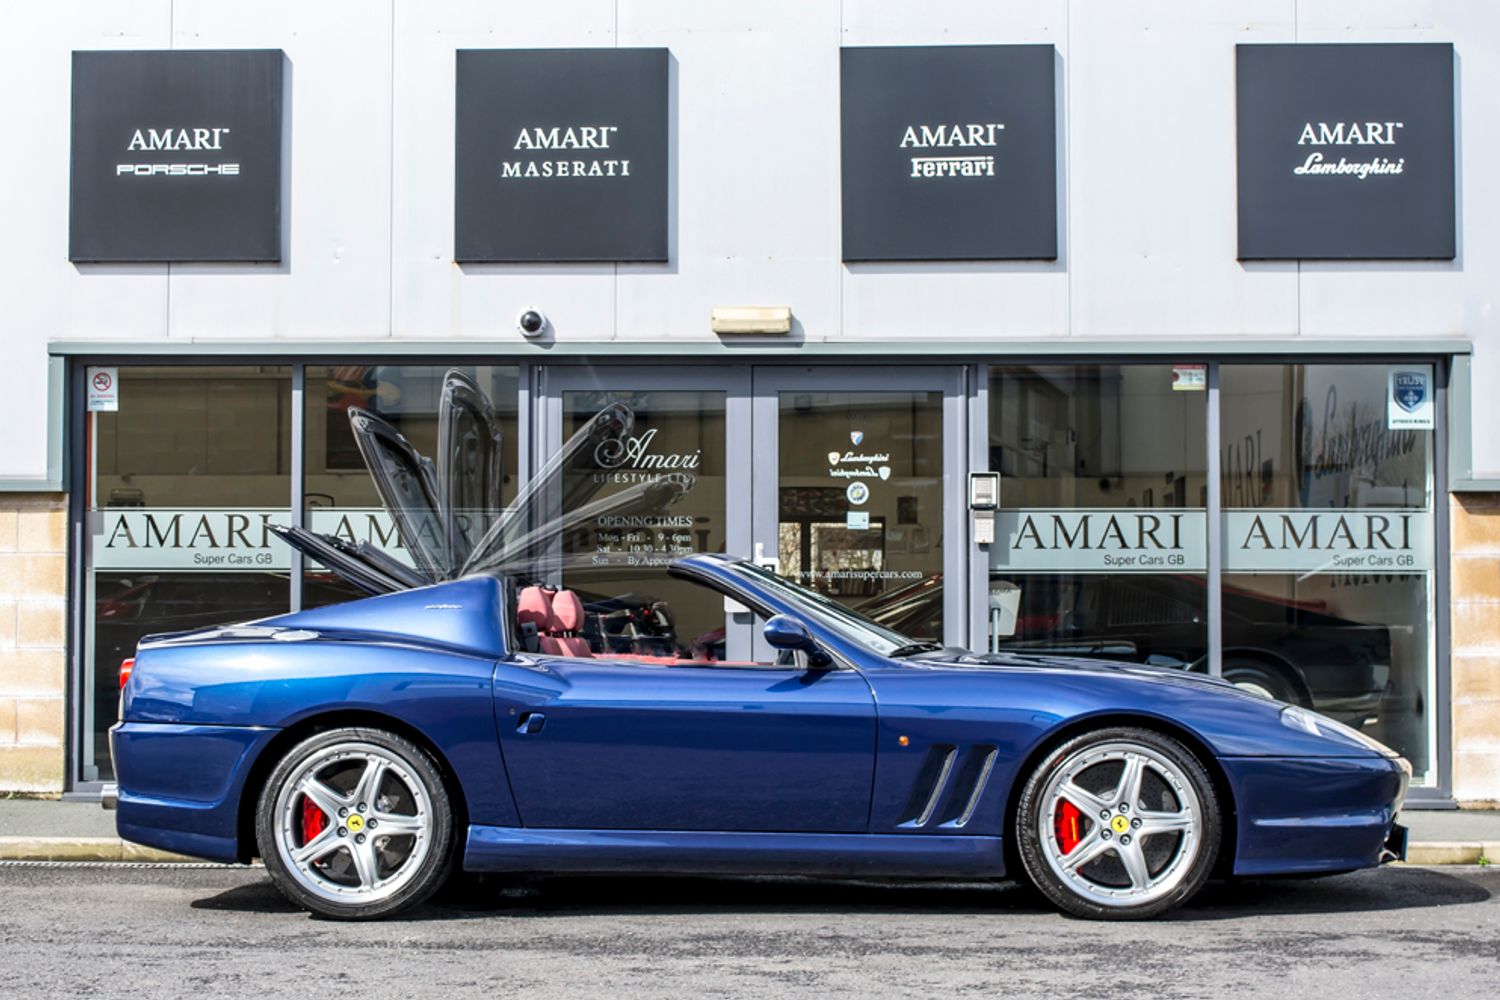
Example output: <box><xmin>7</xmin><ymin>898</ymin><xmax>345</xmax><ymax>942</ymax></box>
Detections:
<box><xmin>255</xmin><ymin>727</ymin><xmax>455</xmax><ymax>920</ymax></box>
<box><xmin>1015</xmin><ymin>726</ymin><xmax>1221</xmax><ymax>920</ymax></box>
<box><xmin>1223</xmin><ymin>657</ymin><xmax>1302</xmax><ymax>705</ymax></box>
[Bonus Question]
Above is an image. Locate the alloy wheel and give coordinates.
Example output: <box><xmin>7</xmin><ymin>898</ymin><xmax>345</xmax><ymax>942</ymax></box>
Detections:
<box><xmin>1036</xmin><ymin>741</ymin><xmax>1202</xmax><ymax>908</ymax></box>
<box><xmin>271</xmin><ymin>741</ymin><xmax>435</xmax><ymax>906</ymax></box>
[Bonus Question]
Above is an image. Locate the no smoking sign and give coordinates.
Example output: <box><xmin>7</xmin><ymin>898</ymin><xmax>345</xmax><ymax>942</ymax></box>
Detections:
<box><xmin>86</xmin><ymin>366</ymin><xmax>119</xmax><ymax>412</ymax></box>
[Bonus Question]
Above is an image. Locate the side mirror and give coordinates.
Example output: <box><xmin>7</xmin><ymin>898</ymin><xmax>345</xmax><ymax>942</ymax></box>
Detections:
<box><xmin>762</xmin><ymin>615</ymin><xmax>832</xmax><ymax>668</ymax></box>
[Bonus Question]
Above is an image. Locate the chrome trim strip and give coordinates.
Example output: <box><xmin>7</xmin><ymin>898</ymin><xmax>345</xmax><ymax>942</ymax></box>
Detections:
<box><xmin>915</xmin><ymin>748</ymin><xmax>957</xmax><ymax>827</ymax></box>
<box><xmin>954</xmin><ymin>748</ymin><xmax>998</xmax><ymax>828</ymax></box>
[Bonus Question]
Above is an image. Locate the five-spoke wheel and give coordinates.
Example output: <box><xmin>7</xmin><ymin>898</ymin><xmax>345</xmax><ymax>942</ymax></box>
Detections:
<box><xmin>1016</xmin><ymin>727</ymin><xmax>1220</xmax><ymax>919</ymax></box>
<box><xmin>256</xmin><ymin>728</ymin><xmax>454</xmax><ymax>919</ymax></box>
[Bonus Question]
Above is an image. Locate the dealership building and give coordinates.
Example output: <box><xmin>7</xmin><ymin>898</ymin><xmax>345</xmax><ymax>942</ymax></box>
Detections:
<box><xmin>1</xmin><ymin>2</ymin><xmax>1497</xmax><ymax>808</ymax></box>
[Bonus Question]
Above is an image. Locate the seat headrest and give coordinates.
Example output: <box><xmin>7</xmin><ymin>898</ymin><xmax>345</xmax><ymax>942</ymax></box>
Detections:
<box><xmin>550</xmin><ymin>590</ymin><xmax>586</xmax><ymax>632</ymax></box>
<box><xmin>517</xmin><ymin>586</ymin><xmax>554</xmax><ymax>629</ymax></box>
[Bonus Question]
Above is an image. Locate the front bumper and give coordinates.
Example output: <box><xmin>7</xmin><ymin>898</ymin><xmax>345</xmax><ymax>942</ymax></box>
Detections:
<box><xmin>1221</xmin><ymin>753</ymin><xmax>1408</xmax><ymax>877</ymax></box>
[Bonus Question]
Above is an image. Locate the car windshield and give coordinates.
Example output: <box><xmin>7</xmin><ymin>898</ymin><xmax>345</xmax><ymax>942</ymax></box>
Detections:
<box><xmin>726</xmin><ymin>561</ymin><xmax>922</xmax><ymax>657</ymax></box>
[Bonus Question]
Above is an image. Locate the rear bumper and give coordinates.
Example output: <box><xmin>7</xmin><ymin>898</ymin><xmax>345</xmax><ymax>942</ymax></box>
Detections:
<box><xmin>1221</xmin><ymin>754</ymin><xmax>1408</xmax><ymax>877</ymax></box>
<box><xmin>109</xmin><ymin>721</ymin><xmax>279</xmax><ymax>863</ymax></box>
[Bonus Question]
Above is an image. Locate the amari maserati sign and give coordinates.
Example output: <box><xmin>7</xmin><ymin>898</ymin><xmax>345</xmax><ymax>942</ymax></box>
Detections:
<box><xmin>69</xmin><ymin>49</ymin><xmax>285</xmax><ymax>262</ymax></box>
<box><xmin>454</xmin><ymin>48</ymin><xmax>669</xmax><ymax>263</ymax></box>
<box><xmin>1236</xmin><ymin>43</ymin><xmax>1456</xmax><ymax>260</ymax></box>
<box><xmin>840</xmin><ymin>45</ymin><xmax>1058</xmax><ymax>261</ymax></box>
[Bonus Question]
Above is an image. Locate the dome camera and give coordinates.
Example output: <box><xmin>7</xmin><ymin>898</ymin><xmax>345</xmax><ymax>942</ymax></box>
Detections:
<box><xmin>517</xmin><ymin>309</ymin><xmax>548</xmax><ymax>338</ymax></box>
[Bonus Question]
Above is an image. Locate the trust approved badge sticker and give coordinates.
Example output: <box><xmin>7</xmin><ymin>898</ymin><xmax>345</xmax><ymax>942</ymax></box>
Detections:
<box><xmin>846</xmin><ymin>482</ymin><xmax>870</xmax><ymax>505</ymax></box>
<box><xmin>1387</xmin><ymin>366</ymin><xmax>1434</xmax><ymax>430</ymax></box>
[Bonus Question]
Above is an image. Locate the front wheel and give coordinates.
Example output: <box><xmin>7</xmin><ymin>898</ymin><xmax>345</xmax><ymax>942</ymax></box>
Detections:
<box><xmin>1015</xmin><ymin>727</ymin><xmax>1221</xmax><ymax>920</ymax></box>
<box><xmin>255</xmin><ymin>727</ymin><xmax>455</xmax><ymax>920</ymax></box>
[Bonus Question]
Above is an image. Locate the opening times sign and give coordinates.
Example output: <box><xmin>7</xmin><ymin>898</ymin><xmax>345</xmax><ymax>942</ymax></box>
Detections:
<box><xmin>992</xmin><ymin>508</ymin><xmax>1432</xmax><ymax>575</ymax></box>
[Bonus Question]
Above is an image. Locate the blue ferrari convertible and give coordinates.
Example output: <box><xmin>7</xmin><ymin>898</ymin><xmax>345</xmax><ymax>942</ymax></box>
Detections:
<box><xmin>108</xmin><ymin>372</ymin><xmax>1409</xmax><ymax>921</ymax></box>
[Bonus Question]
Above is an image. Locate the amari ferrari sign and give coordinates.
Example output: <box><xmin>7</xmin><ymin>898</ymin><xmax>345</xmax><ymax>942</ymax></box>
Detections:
<box><xmin>840</xmin><ymin>45</ymin><xmax>1058</xmax><ymax>261</ymax></box>
<box><xmin>454</xmin><ymin>48</ymin><xmax>669</xmax><ymax>263</ymax></box>
<box><xmin>1236</xmin><ymin>43</ymin><xmax>1456</xmax><ymax>260</ymax></box>
<box><xmin>69</xmin><ymin>49</ymin><xmax>285</xmax><ymax>262</ymax></box>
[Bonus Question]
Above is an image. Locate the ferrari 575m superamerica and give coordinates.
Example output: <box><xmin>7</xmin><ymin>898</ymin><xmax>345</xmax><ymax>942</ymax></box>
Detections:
<box><xmin>111</xmin><ymin>552</ymin><xmax>1409</xmax><ymax>921</ymax></box>
<box><xmin>107</xmin><ymin>371</ymin><xmax>1409</xmax><ymax>921</ymax></box>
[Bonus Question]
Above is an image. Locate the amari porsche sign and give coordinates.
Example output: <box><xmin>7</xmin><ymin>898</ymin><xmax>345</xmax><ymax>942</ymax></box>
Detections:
<box><xmin>1236</xmin><ymin>43</ymin><xmax>1456</xmax><ymax>260</ymax></box>
<box><xmin>840</xmin><ymin>45</ymin><xmax>1058</xmax><ymax>262</ymax></box>
<box><xmin>69</xmin><ymin>49</ymin><xmax>286</xmax><ymax>262</ymax></box>
<box><xmin>454</xmin><ymin>48</ymin><xmax>669</xmax><ymax>263</ymax></box>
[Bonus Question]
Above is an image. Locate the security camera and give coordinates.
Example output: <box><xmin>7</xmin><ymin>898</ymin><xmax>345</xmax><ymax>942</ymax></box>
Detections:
<box><xmin>517</xmin><ymin>309</ymin><xmax>548</xmax><ymax>337</ymax></box>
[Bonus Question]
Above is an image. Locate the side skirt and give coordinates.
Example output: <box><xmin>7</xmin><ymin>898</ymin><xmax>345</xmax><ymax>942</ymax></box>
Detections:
<box><xmin>464</xmin><ymin>826</ymin><xmax>1007</xmax><ymax>879</ymax></box>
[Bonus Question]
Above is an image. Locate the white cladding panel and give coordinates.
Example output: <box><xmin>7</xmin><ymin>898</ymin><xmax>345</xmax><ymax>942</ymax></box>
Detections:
<box><xmin>1</xmin><ymin>1</ymin><xmax>1498</xmax><ymax>475</ymax></box>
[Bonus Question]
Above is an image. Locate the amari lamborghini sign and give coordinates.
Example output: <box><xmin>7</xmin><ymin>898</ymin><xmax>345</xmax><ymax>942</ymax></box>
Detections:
<box><xmin>1235</xmin><ymin>43</ymin><xmax>1456</xmax><ymax>260</ymax></box>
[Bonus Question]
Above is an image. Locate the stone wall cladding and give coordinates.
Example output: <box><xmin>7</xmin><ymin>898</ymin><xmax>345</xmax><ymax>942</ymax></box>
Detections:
<box><xmin>1451</xmin><ymin>493</ymin><xmax>1500</xmax><ymax>806</ymax></box>
<box><xmin>0</xmin><ymin>493</ymin><xmax>68</xmax><ymax>793</ymax></box>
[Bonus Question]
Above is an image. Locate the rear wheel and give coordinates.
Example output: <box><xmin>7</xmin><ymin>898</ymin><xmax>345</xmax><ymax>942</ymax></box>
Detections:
<box><xmin>255</xmin><ymin>727</ymin><xmax>454</xmax><ymax>920</ymax></box>
<box><xmin>1224</xmin><ymin>657</ymin><xmax>1301</xmax><ymax>705</ymax></box>
<box><xmin>1016</xmin><ymin>727</ymin><xmax>1220</xmax><ymax>920</ymax></box>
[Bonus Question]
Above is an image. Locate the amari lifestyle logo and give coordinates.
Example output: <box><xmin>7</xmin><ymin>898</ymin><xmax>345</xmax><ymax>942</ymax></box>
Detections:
<box><xmin>501</xmin><ymin>124</ymin><xmax>630</xmax><ymax>180</ymax></box>
<box><xmin>115</xmin><ymin>126</ymin><xmax>240</xmax><ymax>178</ymax></box>
<box><xmin>1292</xmin><ymin>119</ymin><xmax>1405</xmax><ymax>180</ymax></box>
<box><xmin>901</xmin><ymin>122</ymin><xmax>1006</xmax><ymax>179</ymax></box>
<box><xmin>592</xmin><ymin>427</ymin><xmax>700</xmax><ymax>484</ymax></box>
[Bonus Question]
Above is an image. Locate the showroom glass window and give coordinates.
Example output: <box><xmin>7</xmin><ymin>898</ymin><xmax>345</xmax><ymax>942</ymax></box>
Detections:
<box><xmin>301</xmin><ymin>365</ymin><xmax>519</xmax><ymax>607</ymax></box>
<box><xmin>984</xmin><ymin>366</ymin><xmax>1209</xmax><ymax>667</ymax></box>
<box><xmin>554</xmin><ymin>389</ymin><xmax>727</xmax><ymax>656</ymax></box>
<box><xmin>86</xmin><ymin>366</ymin><xmax>292</xmax><ymax>781</ymax></box>
<box><xmin>1221</xmin><ymin>365</ymin><xmax>1436</xmax><ymax>782</ymax></box>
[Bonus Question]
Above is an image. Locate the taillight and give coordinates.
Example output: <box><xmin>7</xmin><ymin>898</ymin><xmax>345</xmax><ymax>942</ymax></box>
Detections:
<box><xmin>118</xmin><ymin>657</ymin><xmax>135</xmax><ymax>690</ymax></box>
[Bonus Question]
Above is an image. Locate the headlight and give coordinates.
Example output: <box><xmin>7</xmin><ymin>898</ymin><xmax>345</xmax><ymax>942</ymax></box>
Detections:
<box><xmin>1280</xmin><ymin>705</ymin><xmax>1398</xmax><ymax>757</ymax></box>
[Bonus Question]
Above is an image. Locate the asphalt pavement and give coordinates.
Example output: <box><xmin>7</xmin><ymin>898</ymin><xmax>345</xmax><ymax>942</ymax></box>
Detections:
<box><xmin>0</xmin><ymin>864</ymin><xmax>1496</xmax><ymax>999</ymax></box>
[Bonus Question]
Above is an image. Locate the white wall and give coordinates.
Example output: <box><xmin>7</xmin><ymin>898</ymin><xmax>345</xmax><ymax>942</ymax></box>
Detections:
<box><xmin>2</xmin><ymin>0</ymin><xmax>1496</xmax><ymax>476</ymax></box>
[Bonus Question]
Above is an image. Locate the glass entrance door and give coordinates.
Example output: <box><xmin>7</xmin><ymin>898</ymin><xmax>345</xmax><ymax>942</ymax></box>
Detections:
<box><xmin>539</xmin><ymin>367</ymin><xmax>754</xmax><ymax>660</ymax></box>
<box><xmin>751</xmin><ymin>368</ymin><xmax>967</xmax><ymax>650</ymax></box>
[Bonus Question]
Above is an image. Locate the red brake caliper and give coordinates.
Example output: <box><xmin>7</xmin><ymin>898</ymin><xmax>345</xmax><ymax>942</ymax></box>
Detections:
<box><xmin>300</xmin><ymin>794</ymin><xmax>327</xmax><ymax>846</ymax></box>
<box><xmin>1055</xmin><ymin>800</ymin><xmax>1083</xmax><ymax>854</ymax></box>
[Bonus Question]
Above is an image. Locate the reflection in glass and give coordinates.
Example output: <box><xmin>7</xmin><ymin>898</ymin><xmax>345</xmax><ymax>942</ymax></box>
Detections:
<box><xmin>1222</xmin><ymin>365</ymin><xmax>1435</xmax><ymax>780</ymax></box>
<box><xmin>88</xmin><ymin>366</ymin><xmax>293</xmax><ymax>780</ymax></box>
<box><xmin>979</xmin><ymin>366</ymin><xmax>1210</xmax><ymax>674</ymax></box>
<box><xmin>301</xmin><ymin>365</ymin><xmax>519</xmax><ymax>607</ymax></box>
<box><xmin>556</xmin><ymin>390</ymin><xmax>725</xmax><ymax>658</ymax></box>
<box><xmin>778</xmin><ymin>391</ymin><xmax>944</xmax><ymax>632</ymax></box>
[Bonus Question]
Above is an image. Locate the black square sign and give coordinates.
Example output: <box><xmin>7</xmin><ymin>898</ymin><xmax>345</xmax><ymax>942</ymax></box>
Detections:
<box><xmin>1236</xmin><ymin>43</ymin><xmax>1455</xmax><ymax>260</ymax></box>
<box><xmin>69</xmin><ymin>50</ymin><xmax>285</xmax><ymax>263</ymax></box>
<box><xmin>840</xmin><ymin>45</ymin><xmax>1058</xmax><ymax>262</ymax></box>
<box><xmin>455</xmin><ymin>48</ymin><xmax>669</xmax><ymax>263</ymax></box>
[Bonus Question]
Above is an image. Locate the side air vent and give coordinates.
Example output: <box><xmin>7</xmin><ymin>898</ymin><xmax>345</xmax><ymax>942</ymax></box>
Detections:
<box><xmin>937</xmin><ymin>745</ymin><xmax>999</xmax><ymax>828</ymax></box>
<box><xmin>899</xmin><ymin>744</ymin><xmax>958</xmax><ymax>827</ymax></box>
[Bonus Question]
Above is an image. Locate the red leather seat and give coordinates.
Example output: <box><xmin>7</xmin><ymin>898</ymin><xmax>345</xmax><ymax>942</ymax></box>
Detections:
<box><xmin>517</xmin><ymin>586</ymin><xmax>554</xmax><ymax>631</ymax></box>
<box><xmin>539</xmin><ymin>589</ymin><xmax>592</xmax><ymax>657</ymax></box>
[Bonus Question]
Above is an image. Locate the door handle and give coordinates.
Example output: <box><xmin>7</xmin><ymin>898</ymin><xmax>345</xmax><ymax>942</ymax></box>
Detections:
<box><xmin>517</xmin><ymin>712</ymin><xmax>546</xmax><ymax>735</ymax></box>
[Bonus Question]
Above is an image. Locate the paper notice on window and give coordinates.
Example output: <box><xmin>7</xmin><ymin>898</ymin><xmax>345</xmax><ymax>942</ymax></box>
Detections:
<box><xmin>1171</xmin><ymin>365</ymin><xmax>1207</xmax><ymax>391</ymax></box>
